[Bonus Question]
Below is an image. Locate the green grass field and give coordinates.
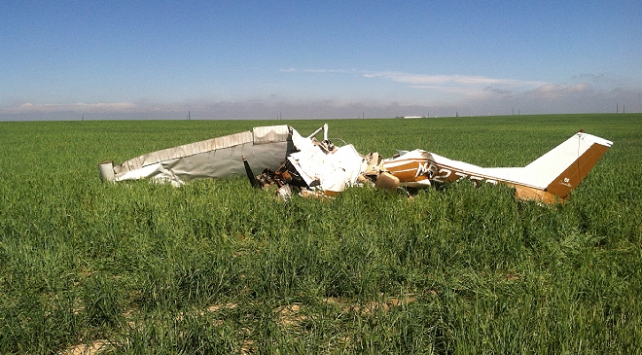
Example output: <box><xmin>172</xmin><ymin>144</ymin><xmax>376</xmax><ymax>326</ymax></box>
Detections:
<box><xmin>1</xmin><ymin>114</ymin><xmax>641</xmax><ymax>354</ymax></box>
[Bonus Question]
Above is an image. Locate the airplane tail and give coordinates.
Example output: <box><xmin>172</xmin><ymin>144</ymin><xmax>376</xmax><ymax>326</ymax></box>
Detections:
<box><xmin>512</xmin><ymin>132</ymin><xmax>612</xmax><ymax>202</ymax></box>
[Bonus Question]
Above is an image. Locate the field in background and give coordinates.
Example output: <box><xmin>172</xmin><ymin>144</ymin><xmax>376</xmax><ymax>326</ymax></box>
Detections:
<box><xmin>1</xmin><ymin>114</ymin><xmax>641</xmax><ymax>354</ymax></box>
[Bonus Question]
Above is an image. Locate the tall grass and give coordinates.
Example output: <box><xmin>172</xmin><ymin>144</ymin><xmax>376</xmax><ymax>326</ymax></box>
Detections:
<box><xmin>0</xmin><ymin>114</ymin><xmax>641</xmax><ymax>353</ymax></box>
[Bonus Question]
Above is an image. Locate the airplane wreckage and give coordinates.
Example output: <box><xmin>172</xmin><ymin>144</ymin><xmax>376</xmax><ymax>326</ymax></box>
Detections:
<box><xmin>98</xmin><ymin>124</ymin><xmax>612</xmax><ymax>204</ymax></box>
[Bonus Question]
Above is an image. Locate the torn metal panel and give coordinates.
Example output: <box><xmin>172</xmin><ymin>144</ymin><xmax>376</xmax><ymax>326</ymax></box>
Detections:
<box><xmin>287</xmin><ymin>142</ymin><xmax>365</xmax><ymax>193</ymax></box>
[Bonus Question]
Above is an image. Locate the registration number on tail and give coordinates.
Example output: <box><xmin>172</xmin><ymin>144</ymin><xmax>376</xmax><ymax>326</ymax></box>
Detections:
<box><xmin>415</xmin><ymin>163</ymin><xmax>497</xmax><ymax>184</ymax></box>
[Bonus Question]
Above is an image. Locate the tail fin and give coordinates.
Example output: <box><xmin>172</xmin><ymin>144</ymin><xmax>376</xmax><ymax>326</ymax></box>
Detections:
<box><xmin>518</xmin><ymin>132</ymin><xmax>612</xmax><ymax>201</ymax></box>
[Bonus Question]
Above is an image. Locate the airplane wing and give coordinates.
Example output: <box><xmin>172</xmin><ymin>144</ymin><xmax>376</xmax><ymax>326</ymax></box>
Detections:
<box><xmin>99</xmin><ymin>125</ymin><xmax>295</xmax><ymax>186</ymax></box>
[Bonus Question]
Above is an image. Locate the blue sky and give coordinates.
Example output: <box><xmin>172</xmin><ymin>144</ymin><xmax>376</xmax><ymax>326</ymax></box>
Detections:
<box><xmin>1</xmin><ymin>0</ymin><xmax>641</xmax><ymax>120</ymax></box>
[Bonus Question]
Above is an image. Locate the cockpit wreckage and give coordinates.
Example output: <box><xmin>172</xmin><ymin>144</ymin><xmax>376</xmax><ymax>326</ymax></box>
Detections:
<box><xmin>98</xmin><ymin>124</ymin><xmax>612</xmax><ymax>204</ymax></box>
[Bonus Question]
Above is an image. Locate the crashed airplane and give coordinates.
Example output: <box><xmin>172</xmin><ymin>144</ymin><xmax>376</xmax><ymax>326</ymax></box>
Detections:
<box><xmin>98</xmin><ymin>124</ymin><xmax>612</xmax><ymax>204</ymax></box>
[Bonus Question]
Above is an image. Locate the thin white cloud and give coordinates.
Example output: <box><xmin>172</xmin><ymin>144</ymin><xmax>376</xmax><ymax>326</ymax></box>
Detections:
<box><xmin>283</xmin><ymin>68</ymin><xmax>549</xmax><ymax>98</ymax></box>
<box><xmin>280</xmin><ymin>68</ymin><xmax>357</xmax><ymax>74</ymax></box>
<box><xmin>362</xmin><ymin>71</ymin><xmax>548</xmax><ymax>96</ymax></box>
<box><xmin>5</xmin><ymin>102</ymin><xmax>138</xmax><ymax>113</ymax></box>
<box><xmin>407</xmin><ymin>84</ymin><xmax>487</xmax><ymax>96</ymax></box>
<box><xmin>362</xmin><ymin>71</ymin><xmax>540</xmax><ymax>85</ymax></box>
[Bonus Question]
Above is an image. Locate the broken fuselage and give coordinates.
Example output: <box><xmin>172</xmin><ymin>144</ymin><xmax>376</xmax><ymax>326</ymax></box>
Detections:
<box><xmin>99</xmin><ymin>124</ymin><xmax>612</xmax><ymax>204</ymax></box>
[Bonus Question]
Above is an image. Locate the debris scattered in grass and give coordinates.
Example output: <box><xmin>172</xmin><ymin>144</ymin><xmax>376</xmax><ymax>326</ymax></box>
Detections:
<box><xmin>1</xmin><ymin>115</ymin><xmax>641</xmax><ymax>354</ymax></box>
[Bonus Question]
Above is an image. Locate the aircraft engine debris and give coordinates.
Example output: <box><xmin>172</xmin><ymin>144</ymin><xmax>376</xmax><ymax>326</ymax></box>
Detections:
<box><xmin>99</xmin><ymin>124</ymin><xmax>612</xmax><ymax>204</ymax></box>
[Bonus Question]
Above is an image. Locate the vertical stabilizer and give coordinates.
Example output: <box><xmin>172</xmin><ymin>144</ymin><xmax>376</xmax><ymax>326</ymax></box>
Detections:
<box><xmin>522</xmin><ymin>132</ymin><xmax>612</xmax><ymax>200</ymax></box>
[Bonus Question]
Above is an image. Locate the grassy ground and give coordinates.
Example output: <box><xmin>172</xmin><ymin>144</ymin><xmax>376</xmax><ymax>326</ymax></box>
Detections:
<box><xmin>1</xmin><ymin>114</ymin><xmax>641</xmax><ymax>354</ymax></box>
